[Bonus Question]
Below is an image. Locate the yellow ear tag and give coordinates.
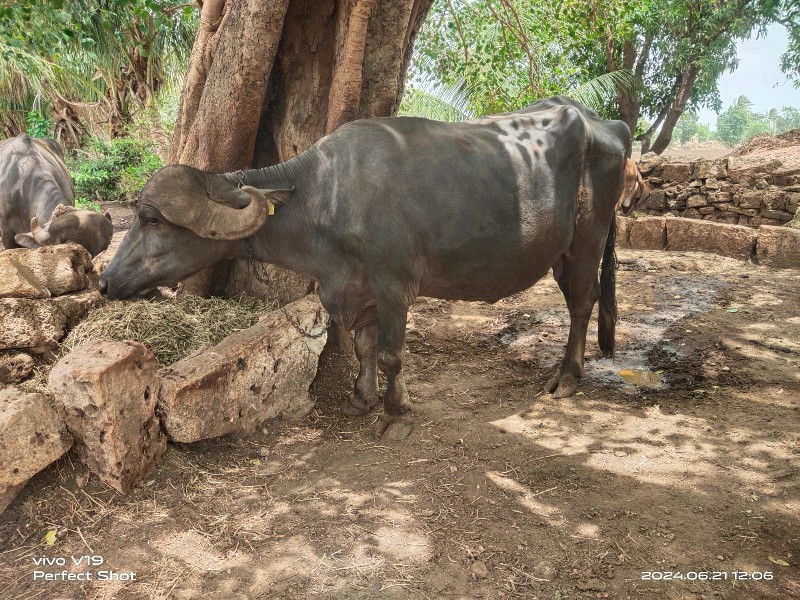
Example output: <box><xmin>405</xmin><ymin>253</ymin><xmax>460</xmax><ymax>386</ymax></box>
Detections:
<box><xmin>268</xmin><ymin>202</ymin><xmax>275</xmax><ymax>216</ymax></box>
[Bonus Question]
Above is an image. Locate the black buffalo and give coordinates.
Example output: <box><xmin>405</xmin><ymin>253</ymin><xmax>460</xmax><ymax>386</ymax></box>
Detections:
<box><xmin>100</xmin><ymin>97</ymin><xmax>646</xmax><ymax>439</ymax></box>
<box><xmin>0</xmin><ymin>134</ymin><xmax>112</xmax><ymax>256</ymax></box>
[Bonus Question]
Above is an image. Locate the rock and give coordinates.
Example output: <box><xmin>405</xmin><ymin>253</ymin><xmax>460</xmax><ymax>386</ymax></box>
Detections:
<box><xmin>762</xmin><ymin>189</ymin><xmax>786</xmax><ymax>211</ymax></box>
<box><xmin>50</xmin><ymin>289</ymin><xmax>107</xmax><ymax>328</ymax></box>
<box><xmin>731</xmin><ymin>207</ymin><xmax>758</xmax><ymax>217</ymax></box>
<box><xmin>709</xmin><ymin>191</ymin><xmax>732</xmax><ymax>203</ymax></box>
<box><xmin>786</xmin><ymin>192</ymin><xmax>800</xmax><ymax>214</ymax></box>
<box><xmin>684</xmin><ymin>208</ymin><xmax>703</xmax><ymax>220</ymax></box>
<box><xmin>760</xmin><ymin>209</ymin><xmax>793</xmax><ymax>222</ymax></box>
<box><xmin>737</xmin><ymin>190</ymin><xmax>762</xmax><ymax>209</ymax></box>
<box><xmin>470</xmin><ymin>560</ymin><xmax>489</xmax><ymax>579</ymax></box>
<box><xmin>637</xmin><ymin>153</ymin><xmax>665</xmax><ymax>177</ymax></box>
<box><xmin>615</xmin><ymin>216</ymin><xmax>632</xmax><ymax>248</ymax></box>
<box><xmin>0</xmin><ymin>258</ymin><xmax>50</xmax><ymax>299</ymax></box>
<box><xmin>0</xmin><ymin>352</ymin><xmax>35</xmax><ymax>384</ymax></box>
<box><xmin>628</xmin><ymin>217</ymin><xmax>666</xmax><ymax>250</ymax></box>
<box><xmin>691</xmin><ymin>159</ymin><xmax>727</xmax><ymax>179</ymax></box>
<box><xmin>687</xmin><ymin>194</ymin><xmax>708</xmax><ymax>208</ymax></box>
<box><xmin>158</xmin><ymin>295</ymin><xmax>329</xmax><ymax>442</ymax></box>
<box><xmin>756</xmin><ymin>226</ymin><xmax>800</xmax><ymax>269</ymax></box>
<box><xmin>661</xmin><ymin>162</ymin><xmax>691</xmax><ymax>182</ymax></box>
<box><xmin>688</xmin><ymin>179</ymin><xmax>702</xmax><ymax>188</ymax></box>
<box><xmin>704</xmin><ymin>178</ymin><xmax>720</xmax><ymax>190</ymax></box>
<box><xmin>749</xmin><ymin>216</ymin><xmax>784</xmax><ymax>227</ymax></box>
<box><xmin>645</xmin><ymin>189</ymin><xmax>667</xmax><ymax>210</ymax></box>
<box><xmin>226</xmin><ymin>261</ymin><xmax>314</xmax><ymax>305</ymax></box>
<box><xmin>0</xmin><ymin>387</ymin><xmax>72</xmax><ymax>513</ymax></box>
<box><xmin>48</xmin><ymin>340</ymin><xmax>166</xmax><ymax>494</ymax></box>
<box><xmin>698</xmin><ymin>206</ymin><xmax>716</xmax><ymax>215</ymax></box>
<box><xmin>666</xmin><ymin>219</ymin><xmax>756</xmax><ymax>260</ymax></box>
<box><xmin>0</xmin><ymin>244</ymin><xmax>94</xmax><ymax>298</ymax></box>
<box><xmin>0</xmin><ymin>298</ymin><xmax>67</xmax><ymax>351</ymax></box>
<box><xmin>92</xmin><ymin>231</ymin><xmax>125</xmax><ymax>275</ymax></box>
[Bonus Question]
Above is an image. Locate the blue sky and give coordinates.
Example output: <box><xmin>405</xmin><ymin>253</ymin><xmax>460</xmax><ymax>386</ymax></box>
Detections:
<box><xmin>697</xmin><ymin>24</ymin><xmax>800</xmax><ymax>127</ymax></box>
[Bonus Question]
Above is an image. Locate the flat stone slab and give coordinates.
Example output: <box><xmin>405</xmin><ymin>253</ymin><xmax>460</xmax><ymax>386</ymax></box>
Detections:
<box><xmin>0</xmin><ymin>387</ymin><xmax>72</xmax><ymax>513</ymax></box>
<box><xmin>49</xmin><ymin>340</ymin><xmax>167</xmax><ymax>494</ymax></box>
<box><xmin>665</xmin><ymin>219</ymin><xmax>756</xmax><ymax>260</ymax></box>
<box><xmin>756</xmin><ymin>226</ymin><xmax>800</xmax><ymax>269</ymax></box>
<box><xmin>158</xmin><ymin>295</ymin><xmax>329</xmax><ymax>442</ymax></box>
<box><xmin>0</xmin><ymin>244</ymin><xmax>94</xmax><ymax>298</ymax></box>
<box><xmin>628</xmin><ymin>217</ymin><xmax>666</xmax><ymax>250</ymax></box>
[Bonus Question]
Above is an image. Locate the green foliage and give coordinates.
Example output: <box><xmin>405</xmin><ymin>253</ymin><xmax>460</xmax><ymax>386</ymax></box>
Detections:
<box><xmin>0</xmin><ymin>0</ymin><xmax>197</xmax><ymax>137</ymax></box>
<box><xmin>68</xmin><ymin>136</ymin><xmax>162</xmax><ymax>204</ymax></box>
<box><xmin>74</xmin><ymin>197</ymin><xmax>102</xmax><ymax>212</ymax></box>
<box><xmin>716</xmin><ymin>96</ymin><xmax>755</xmax><ymax>145</ymax></box>
<box><xmin>713</xmin><ymin>96</ymin><xmax>798</xmax><ymax>146</ymax></box>
<box><xmin>25</xmin><ymin>110</ymin><xmax>54</xmax><ymax>138</ymax></box>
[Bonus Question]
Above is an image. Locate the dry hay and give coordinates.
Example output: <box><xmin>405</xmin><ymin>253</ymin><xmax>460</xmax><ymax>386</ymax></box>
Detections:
<box><xmin>20</xmin><ymin>295</ymin><xmax>278</xmax><ymax>395</ymax></box>
<box><xmin>730</xmin><ymin>127</ymin><xmax>800</xmax><ymax>157</ymax></box>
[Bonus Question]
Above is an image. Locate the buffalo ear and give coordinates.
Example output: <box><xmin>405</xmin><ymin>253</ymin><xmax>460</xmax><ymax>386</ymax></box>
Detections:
<box><xmin>14</xmin><ymin>232</ymin><xmax>39</xmax><ymax>248</ymax></box>
<box><xmin>104</xmin><ymin>211</ymin><xmax>112</xmax><ymax>222</ymax></box>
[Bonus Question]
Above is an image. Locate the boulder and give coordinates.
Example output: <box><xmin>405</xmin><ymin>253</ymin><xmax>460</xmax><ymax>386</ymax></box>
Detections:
<box><xmin>50</xmin><ymin>289</ymin><xmax>107</xmax><ymax>328</ymax></box>
<box><xmin>756</xmin><ymin>226</ymin><xmax>800</xmax><ymax>269</ymax></box>
<box><xmin>628</xmin><ymin>217</ymin><xmax>666</xmax><ymax>251</ymax></box>
<box><xmin>0</xmin><ymin>388</ymin><xmax>72</xmax><ymax>513</ymax></box>
<box><xmin>48</xmin><ymin>340</ymin><xmax>166</xmax><ymax>494</ymax></box>
<box><xmin>0</xmin><ymin>244</ymin><xmax>94</xmax><ymax>298</ymax></box>
<box><xmin>0</xmin><ymin>352</ymin><xmax>35</xmax><ymax>384</ymax></box>
<box><xmin>737</xmin><ymin>190</ymin><xmax>762</xmax><ymax>209</ymax></box>
<box><xmin>0</xmin><ymin>260</ymin><xmax>50</xmax><ymax>299</ymax></box>
<box><xmin>158</xmin><ymin>295</ymin><xmax>329</xmax><ymax>442</ymax></box>
<box><xmin>0</xmin><ymin>298</ymin><xmax>67</xmax><ymax>351</ymax></box>
<box><xmin>760</xmin><ymin>209</ymin><xmax>792</xmax><ymax>222</ymax></box>
<box><xmin>665</xmin><ymin>219</ymin><xmax>756</xmax><ymax>260</ymax></box>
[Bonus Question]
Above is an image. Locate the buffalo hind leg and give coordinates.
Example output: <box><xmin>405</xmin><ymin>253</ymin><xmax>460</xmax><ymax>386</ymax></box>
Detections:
<box><xmin>371</xmin><ymin>302</ymin><xmax>413</xmax><ymax>441</ymax></box>
<box><xmin>341</xmin><ymin>321</ymin><xmax>380</xmax><ymax>415</ymax></box>
<box><xmin>545</xmin><ymin>251</ymin><xmax>601</xmax><ymax>398</ymax></box>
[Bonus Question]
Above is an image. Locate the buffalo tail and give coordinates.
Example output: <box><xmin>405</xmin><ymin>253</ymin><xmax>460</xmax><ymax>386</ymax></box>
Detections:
<box><xmin>598</xmin><ymin>215</ymin><xmax>617</xmax><ymax>357</ymax></box>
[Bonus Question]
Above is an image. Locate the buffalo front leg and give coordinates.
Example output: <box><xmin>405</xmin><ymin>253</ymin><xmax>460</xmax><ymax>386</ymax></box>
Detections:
<box><xmin>341</xmin><ymin>321</ymin><xmax>380</xmax><ymax>415</ymax></box>
<box><xmin>371</xmin><ymin>303</ymin><xmax>413</xmax><ymax>441</ymax></box>
<box><xmin>545</xmin><ymin>255</ymin><xmax>600</xmax><ymax>398</ymax></box>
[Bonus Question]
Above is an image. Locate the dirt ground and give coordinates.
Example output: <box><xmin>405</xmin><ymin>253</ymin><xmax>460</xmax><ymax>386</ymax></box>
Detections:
<box><xmin>1</xmin><ymin>245</ymin><xmax>799</xmax><ymax>600</ymax></box>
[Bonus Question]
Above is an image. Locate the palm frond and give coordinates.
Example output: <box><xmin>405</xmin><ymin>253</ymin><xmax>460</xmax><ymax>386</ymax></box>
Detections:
<box><xmin>569</xmin><ymin>70</ymin><xmax>639</xmax><ymax>113</ymax></box>
<box><xmin>399</xmin><ymin>75</ymin><xmax>476</xmax><ymax>122</ymax></box>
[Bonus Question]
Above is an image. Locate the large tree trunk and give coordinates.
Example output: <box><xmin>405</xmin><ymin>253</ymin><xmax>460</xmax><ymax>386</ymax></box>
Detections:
<box><xmin>170</xmin><ymin>0</ymin><xmax>432</xmax><ymax>365</ymax></box>
<box><xmin>649</xmin><ymin>65</ymin><xmax>700</xmax><ymax>155</ymax></box>
<box><xmin>170</xmin><ymin>0</ymin><xmax>432</xmax><ymax>297</ymax></box>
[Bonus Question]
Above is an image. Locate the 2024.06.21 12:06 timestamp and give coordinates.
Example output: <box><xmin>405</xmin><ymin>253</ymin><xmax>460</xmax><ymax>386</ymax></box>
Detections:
<box><xmin>642</xmin><ymin>571</ymin><xmax>774</xmax><ymax>581</ymax></box>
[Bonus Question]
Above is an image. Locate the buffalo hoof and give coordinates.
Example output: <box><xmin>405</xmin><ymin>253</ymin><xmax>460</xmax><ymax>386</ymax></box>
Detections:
<box><xmin>370</xmin><ymin>412</ymin><xmax>414</xmax><ymax>441</ymax></box>
<box><xmin>544</xmin><ymin>373</ymin><xmax>579</xmax><ymax>398</ymax></box>
<box><xmin>341</xmin><ymin>394</ymin><xmax>379</xmax><ymax>416</ymax></box>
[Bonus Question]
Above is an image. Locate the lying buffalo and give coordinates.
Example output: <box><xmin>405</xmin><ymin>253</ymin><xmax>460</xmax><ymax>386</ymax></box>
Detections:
<box><xmin>100</xmin><ymin>96</ymin><xmax>647</xmax><ymax>439</ymax></box>
<box><xmin>0</xmin><ymin>134</ymin><xmax>113</xmax><ymax>256</ymax></box>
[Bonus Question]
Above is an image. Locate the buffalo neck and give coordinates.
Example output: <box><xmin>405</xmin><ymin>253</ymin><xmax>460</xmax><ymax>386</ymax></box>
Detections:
<box><xmin>221</xmin><ymin>149</ymin><xmax>330</xmax><ymax>281</ymax></box>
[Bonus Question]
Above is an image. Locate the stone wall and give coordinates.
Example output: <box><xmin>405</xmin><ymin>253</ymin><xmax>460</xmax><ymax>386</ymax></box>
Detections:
<box><xmin>638</xmin><ymin>152</ymin><xmax>800</xmax><ymax>227</ymax></box>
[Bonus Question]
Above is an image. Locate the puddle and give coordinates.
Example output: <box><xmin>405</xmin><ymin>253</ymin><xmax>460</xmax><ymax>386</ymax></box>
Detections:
<box><xmin>499</xmin><ymin>272</ymin><xmax>725</xmax><ymax>394</ymax></box>
<box><xmin>617</xmin><ymin>368</ymin><xmax>662</xmax><ymax>387</ymax></box>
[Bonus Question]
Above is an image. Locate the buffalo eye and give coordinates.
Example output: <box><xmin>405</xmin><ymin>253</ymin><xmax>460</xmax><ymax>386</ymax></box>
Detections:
<box><xmin>145</xmin><ymin>217</ymin><xmax>160</xmax><ymax>226</ymax></box>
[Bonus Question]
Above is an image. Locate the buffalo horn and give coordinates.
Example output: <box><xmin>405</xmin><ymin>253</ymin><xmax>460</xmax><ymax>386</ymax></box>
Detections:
<box><xmin>30</xmin><ymin>217</ymin><xmax>51</xmax><ymax>245</ymax></box>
